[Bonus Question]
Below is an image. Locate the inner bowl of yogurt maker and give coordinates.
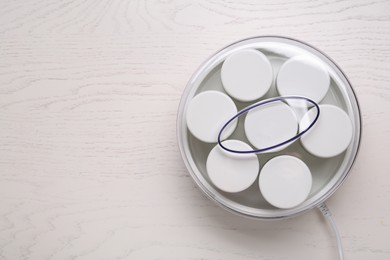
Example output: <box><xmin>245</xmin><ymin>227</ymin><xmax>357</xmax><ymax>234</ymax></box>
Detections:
<box><xmin>177</xmin><ymin>36</ymin><xmax>361</xmax><ymax>219</ymax></box>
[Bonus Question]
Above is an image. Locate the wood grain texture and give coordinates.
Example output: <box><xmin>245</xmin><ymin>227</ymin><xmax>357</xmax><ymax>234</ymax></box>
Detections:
<box><xmin>0</xmin><ymin>0</ymin><xmax>389</xmax><ymax>259</ymax></box>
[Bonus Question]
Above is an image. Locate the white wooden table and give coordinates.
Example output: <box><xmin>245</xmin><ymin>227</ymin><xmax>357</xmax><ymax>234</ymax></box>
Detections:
<box><xmin>0</xmin><ymin>0</ymin><xmax>389</xmax><ymax>259</ymax></box>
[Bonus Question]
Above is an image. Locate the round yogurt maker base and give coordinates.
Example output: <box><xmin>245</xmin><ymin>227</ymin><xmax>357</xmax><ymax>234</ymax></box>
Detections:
<box><xmin>177</xmin><ymin>36</ymin><xmax>361</xmax><ymax>219</ymax></box>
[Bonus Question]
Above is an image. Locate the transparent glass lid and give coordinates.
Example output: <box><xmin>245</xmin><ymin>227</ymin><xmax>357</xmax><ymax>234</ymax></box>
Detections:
<box><xmin>177</xmin><ymin>36</ymin><xmax>361</xmax><ymax>219</ymax></box>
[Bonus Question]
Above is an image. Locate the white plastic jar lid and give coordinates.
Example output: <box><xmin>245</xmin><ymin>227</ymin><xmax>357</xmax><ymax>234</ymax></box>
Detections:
<box><xmin>244</xmin><ymin>102</ymin><xmax>298</xmax><ymax>152</ymax></box>
<box><xmin>259</xmin><ymin>155</ymin><xmax>312</xmax><ymax>209</ymax></box>
<box><xmin>207</xmin><ymin>140</ymin><xmax>260</xmax><ymax>193</ymax></box>
<box><xmin>186</xmin><ymin>91</ymin><xmax>238</xmax><ymax>143</ymax></box>
<box><xmin>221</xmin><ymin>49</ymin><xmax>273</xmax><ymax>102</ymax></box>
<box><xmin>299</xmin><ymin>104</ymin><xmax>353</xmax><ymax>158</ymax></box>
<box><xmin>276</xmin><ymin>56</ymin><xmax>330</xmax><ymax>104</ymax></box>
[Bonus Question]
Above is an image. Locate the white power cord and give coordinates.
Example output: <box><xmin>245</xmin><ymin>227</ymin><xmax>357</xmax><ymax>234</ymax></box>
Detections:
<box><xmin>318</xmin><ymin>203</ymin><xmax>345</xmax><ymax>260</ymax></box>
